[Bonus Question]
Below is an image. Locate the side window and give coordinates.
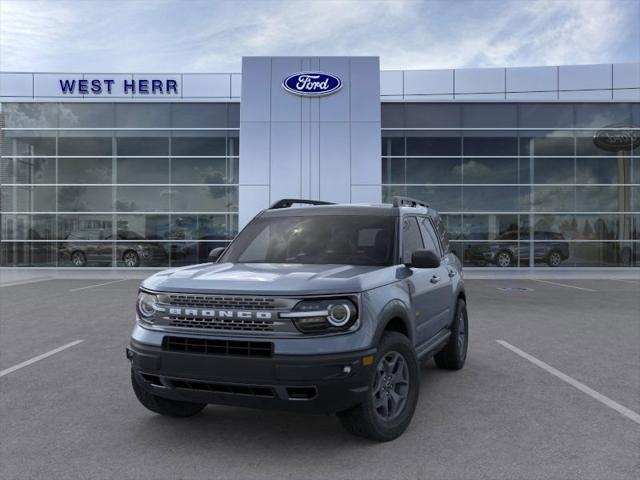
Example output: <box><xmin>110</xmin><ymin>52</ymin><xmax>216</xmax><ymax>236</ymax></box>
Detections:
<box><xmin>402</xmin><ymin>217</ymin><xmax>424</xmax><ymax>263</ymax></box>
<box><xmin>433</xmin><ymin>216</ymin><xmax>450</xmax><ymax>253</ymax></box>
<box><xmin>419</xmin><ymin>217</ymin><xmax>442</xmax><ymax>257</ymax></box>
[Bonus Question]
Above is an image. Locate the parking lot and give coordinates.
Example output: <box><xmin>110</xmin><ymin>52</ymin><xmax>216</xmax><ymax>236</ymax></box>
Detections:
<box><xmin>1</xmin><ymin>273</ymin><xmax>639</xmax><ymax>480</ymax></box>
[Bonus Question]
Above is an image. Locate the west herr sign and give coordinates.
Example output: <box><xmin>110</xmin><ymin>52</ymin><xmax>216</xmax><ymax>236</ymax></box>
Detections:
<box><xmin>59</xmin><ymin>78</ymin><xmax>179</xmax><ymax>95</ymax></box>
<box><xmin>282</xmin><ymin>72</ymin><xmax>342</xmax><ymax>96</ymax></box>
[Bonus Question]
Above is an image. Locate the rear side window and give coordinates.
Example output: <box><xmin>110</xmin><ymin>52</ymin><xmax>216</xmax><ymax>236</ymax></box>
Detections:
<box><xmin>401</xmin><ymin>217</ymin><xmax>424</xmax><ymax>263</ymax></box>
<box><xmin>433</xmin><ymin>216</ymin><xmax>450</xmax><ymax>252</ymax></box>
<box><xmin>419</xmin><ymin>217</ymin><xmax>442</xmax><ymax>257</ymax></box>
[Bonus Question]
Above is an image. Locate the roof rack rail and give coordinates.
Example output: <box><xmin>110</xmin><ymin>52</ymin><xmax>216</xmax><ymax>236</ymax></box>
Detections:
<box><xmin>391</xmin><ymin>196</ymin><xmax>430</xmax><ymax>209</ymax></box>
<box><xmin>269</xmin><ymin>198</ymin><xmax>336</xmax><ymax>209</ymax></box>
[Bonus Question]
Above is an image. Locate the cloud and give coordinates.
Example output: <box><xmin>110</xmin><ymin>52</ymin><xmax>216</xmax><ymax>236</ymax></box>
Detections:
<box><xmin>0</xmin><ymin>0</ymin><xmax>638</xmax><ymax>72</ymax></box>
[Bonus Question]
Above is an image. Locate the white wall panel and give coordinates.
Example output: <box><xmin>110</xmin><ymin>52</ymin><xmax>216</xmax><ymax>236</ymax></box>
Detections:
<box><xmin>506</xmin><ymin>91</ymin><xmax>558</xmax><ymax>100</ymax></box>
<box><xmin>612</xmin><ymin>88</ymin><xmax>640</xmax><ymax>101</ymax></box>
<box><xmin>319</xmin><ymin>57</ymin><xmax>350</xmax><ymax>122</ymax></box>
<box><xmin>271</xmin><ymin>57</ymin><xmax>303</xmax><ymax>122</ymax></box>
<box><xmin>240</xmin><ymin>57</ymin><xmax>270</xmax><ymax>122</ymax></box>
<box><xmin>380</xmin><ymin>71</ymin><xmax>403</xmax><ymax>96</ymax></box>
<box><xmin>613</xmin><ymin>62</ymin><xmax>640</xmax><ymax>89</ymax></box>
<box><xmin>559</xmin><ymin>64</ymin><xmax>611</xmax><ymax>91</ymax></box>
<box><xmin>270</xmin><ymin>122</ymin><xmax>302</xmax><ymax>201</ymax></box>
<box><xmin>183</xmin><ymin>74</ymin><xmax>231</xmax><ymax>98</ymax></box>
<box><xmin>351</xmin><ymin>185</ymin><xmax>381</xmax><ymax>203</ymax></box>
<box><xmin>404</xmin><ymin>69</ymin><xmax>453</xmax><ymax>95</ymax></box>
<box><xmin>0</xmin><ymin>73</ymin><xmax>32</xmax><ymax>97</ymax></box>
<box><xmin>351</xmin><ymin>122</ymin><xmax>381</xmax><ymax>185</ymax></box>
<box><xmin>239</xmin><ymin>122</ymin><xmax>270</xmax><ymax>185</ymax></box>
<box><xmin>319</xmin><ymin>122</ymin><xmax>351</xmax><ymax>203</ymax></box>
<box><xmin>239</xmin><ymin>185</ymin><xmax>270</xmax><ymax>228</ymax></box>
<box><xmin>455</xmin><ymin>67</ymin><xmax>505</xmax><ymax>94</ymax></box>
<box><xmin>558</xmin><ymin>89</ymin><xmax>612</xmax><ymax>100</ymax></box>
<box><xmin>506</xmin><ymin>66</ymin><xmax>556</xmax><ymax>92</ymax></box>
<box><xmin>350</xmin><ymin>57</ymin><xmax>380</xmax><ymax>122</ymax></box>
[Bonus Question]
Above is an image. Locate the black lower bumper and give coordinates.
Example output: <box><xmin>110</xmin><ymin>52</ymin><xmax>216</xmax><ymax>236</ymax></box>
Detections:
<box><xmin>128</xmin><ymin>339</ymin><xmax>376</xmax><ymax>414</ymax></box>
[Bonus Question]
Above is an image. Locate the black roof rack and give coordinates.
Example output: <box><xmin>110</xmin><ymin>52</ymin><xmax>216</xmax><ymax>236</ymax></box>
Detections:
<box><xmin>269</xmin><ymin>198</ymin><xmax>336</xmax><ymax>209</ymax></box>
<box><xmin>391</xmin><ymin>196</ymin><xmax>430</xmax><ymax>209</ymax></box>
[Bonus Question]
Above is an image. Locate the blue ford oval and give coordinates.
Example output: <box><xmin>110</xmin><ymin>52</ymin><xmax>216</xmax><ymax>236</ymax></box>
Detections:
<box><xmin>282</xmin><ymin>72</ymin><xmax>342</xmax><ymax>97</ymax></box>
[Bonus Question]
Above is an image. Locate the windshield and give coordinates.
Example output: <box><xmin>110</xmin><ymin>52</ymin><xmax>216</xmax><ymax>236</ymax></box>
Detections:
<box><xmin>221</xmin><ymin>215</ymin><xmax>396</xmax><ymax>266</ymax></box>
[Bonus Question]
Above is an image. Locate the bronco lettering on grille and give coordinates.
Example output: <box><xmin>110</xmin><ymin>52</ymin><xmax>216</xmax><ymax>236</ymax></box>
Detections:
<box><xmin>168</xmin><ymin>308</ymin><xmax>273</xmax><ymax>320</ymax></box>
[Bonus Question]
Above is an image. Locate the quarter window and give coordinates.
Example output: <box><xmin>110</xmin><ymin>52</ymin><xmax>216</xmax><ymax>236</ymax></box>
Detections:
<box><xmin>401</xmin><ymin>217</ymin><xmax>424</xmax><ymax>263</ymax></box>
<box><xmin>419</xmin><ymin>217</ymin><xmax>442</xmax><ymax>257</ymax></box>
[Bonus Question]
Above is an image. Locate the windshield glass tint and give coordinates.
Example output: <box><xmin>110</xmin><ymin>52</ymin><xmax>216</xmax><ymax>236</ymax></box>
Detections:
<box><xmin>221</xmin><ymin>215</ymin><xmax>396</xmax><ymax>266</ymax></box>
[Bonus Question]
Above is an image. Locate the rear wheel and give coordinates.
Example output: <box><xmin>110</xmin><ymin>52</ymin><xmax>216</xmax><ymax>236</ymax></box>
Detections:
<box><xmin>131</xmin><ymin>370</ymin><xmax>206</xmax><ymax>417</ymax></box>
<box><xmin>337</xmin><ymin>332</ymin><xmax>419</xmax><ymax>442</ymax></box>
<box><xmin>495</xmin><ymin>250</ymin><xmax>512</xmax><ymax>268</ymax></box>
<box><xmin>71</xmin><ymin>251</ymin><xmax>87</xmax><ymax>267</ymax></box>
<box><xmin>434</xmin><ymin>299</ymin><xmax>468</xmax><ymax>370</ymax></box>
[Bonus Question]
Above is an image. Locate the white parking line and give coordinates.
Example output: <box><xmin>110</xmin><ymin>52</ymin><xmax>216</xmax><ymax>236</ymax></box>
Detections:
<box><xmin>496</xmin><ymin>340</ymin><xmax>640</xmax><ymax>426</ymax></box>
<box><xmin>610</xmin><ymin>279</ymin><xmax>640</xmax><ymax>286</ymax></box>
<box><xmin>0</xmin><ymin>340</ymin><xmax>84</xmax><ymax>378</ymax></box>
<box><xmin>532</xmin><ymin>279</ymin><xmax>596</xmax><ymax>292</ymax></box>
<box><xmin>0</xmin><ymin>277</ymin><xmax>54</xmax><ymax>288</ymax></box>
<box><xmin>69</xmin><ymin>279</ymin><xmax>129</xmax><ymax>292</ymax></box>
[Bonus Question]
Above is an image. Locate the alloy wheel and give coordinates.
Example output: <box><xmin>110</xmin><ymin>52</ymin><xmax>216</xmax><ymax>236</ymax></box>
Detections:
<box><xmin>124</xmin><ymin>251</ymin><xmax>139</xmax><ymax>267</ymax></box>
<box><xmin>548</xmin><ymin>251</ymin><xmax>562</xmax><ymax>267</ymax></box>
<box><xmin>496</xmin><ymin>252</ymin><xmax>511</xmax><ymax>267</ymax></box>
<box><xmin>372</xmin><ymin>351</ymin><xmax>410</xmax><ymax>421</ymax></box>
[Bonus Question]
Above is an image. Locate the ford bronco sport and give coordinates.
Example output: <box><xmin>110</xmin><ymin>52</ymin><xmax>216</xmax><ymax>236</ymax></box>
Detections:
<box><xmin>127</xmin><ymin>197</ymin><xmax>468</xmax><ymax>441</ymax></box>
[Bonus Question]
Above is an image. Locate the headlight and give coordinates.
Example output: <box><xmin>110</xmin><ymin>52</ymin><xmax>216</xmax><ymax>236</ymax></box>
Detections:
<box><xmin>137</xmin><ymin>291</ymin><xmax>159</xmax><ymax>324</ymax></box>
<box><xmin>281</xmin><ymin>298</ymin><xmax>358</xmax><ymax>334</ymax></box>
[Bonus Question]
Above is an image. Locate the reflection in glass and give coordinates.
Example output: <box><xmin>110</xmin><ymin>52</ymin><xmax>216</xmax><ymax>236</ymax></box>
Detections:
<box><xmin>58</xmin><ymin>158</ymin><xmax>112</xmax><ymax>184</ymax></box>
<box><xmin>58</xmin><ymin>186</ymin><xmax>112</xmax><ymax>212</ymax></box>
<box><xmin>0</xmin><ymin>214</ymin><xmax>55</xmax><ymax>240</ymax></box>
<box><xmin>462</xmin><ymin>158</ymin><xmax>517</xmax><ymax>184</ymax></box>
<box><xmin>462</xmin><ymin>186</ymin><xmax>524</xmax><ymax>212</ymax></box>
<box><xmin>0</xmin><ymin>242</ymin><xmax>58</xmax><ymax>267</ymax></box>
<box><xmin>117</xmin><ymin>158</ymin><xmax>170</xmax><ymax>184</ymax></box>
<box><xmin>116</xmin><ymin>137</ymin><xmax>169</xmax><ymax>156</ymax></box>
<box><xmin>1</xmin><ymin>136</ymin><xmax>56</xmax><ymax>156</ymax></box>
<box><xmin>171</xmin><ymin>158</ymin><xmax>236</xmax><ymax>184</ymax></box>
<box><xmin>58</xmin><ymin>137</ymin><xmax>112</xmax><ymax>156</ymax></box>
<box><xmin>116</xmin><ymin>187</ymin><xmax>170</xmax><ymax>212</ymax></box>
<box><xmin>406</xmin><ymin>158</ymin><xmax>462</xmax><ymax>184</ymax></box>
<box><xmin>172</xmin><ymin>137</ymin><xmax>226</xmax><ymax>156</ymax></box>
<box><xmin>58</xmin><ymin>214</ymin><xmax>113</xmax><ymax>240</ymax></box>
<box><xmin>1</xmin><ymin>186</ymin><xmax>57</xmax><ymax>212</ymax></box>
<box><xmin>0</xmin><ymin>157</ymin><xmax>56</xmax><ymax>184</ymax></box>
<box><xmin>462</xmin><ymin>215</ymin><xmax>519</xmax><ymax>240</ymax></box>
<box><xmin>116</xmin><ymin>215</ymin><xmax>170</xmax><ymax>240</ymax></box>
<box><xmin>170</xmin><ymin>186</ymin><xmax>238</xmax><ymax>212</ymax></box>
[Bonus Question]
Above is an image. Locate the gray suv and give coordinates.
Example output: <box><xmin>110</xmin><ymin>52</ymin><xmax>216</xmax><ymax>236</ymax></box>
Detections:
<box><xmin>127</xmin><ymin>197</ymin><xmax>468</xmax><ymax>441</ymax></box>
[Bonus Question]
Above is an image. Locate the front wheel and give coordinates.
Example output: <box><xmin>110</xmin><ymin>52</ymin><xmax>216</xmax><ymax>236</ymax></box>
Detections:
<box><xmin>337</xmin><ymin>332</ymin><xmax>419</xmax><ymax>442</ymax></box>
<box><xmin>495</xmin><ymin>250</ymin><xmax>513</xmax><ymax>268</ymax></box>
<box><xmin>131</xmin><ymin>370</ymin><xmax>206</xmax><ymax>417</ymax></box>
<box><xmin>546</xmin><ymin>250</ymin><xmax>563</xmax><ymax>267</ymax></box>
<box><xmin>434</xmin><ymin>299</ymin><xmax>468</xmax><ymax>370</ymax></box>
<box><xmin>123</xmin><ymin>250</ymin><xmax>140</xmax><ymax>267</ymax></box>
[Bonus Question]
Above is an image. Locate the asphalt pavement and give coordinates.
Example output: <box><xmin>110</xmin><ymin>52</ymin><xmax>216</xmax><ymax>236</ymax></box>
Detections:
<box><xmin>0</xmin><ymin>275</ymin><xmax>638</xmax><ymax>480</ymax></box>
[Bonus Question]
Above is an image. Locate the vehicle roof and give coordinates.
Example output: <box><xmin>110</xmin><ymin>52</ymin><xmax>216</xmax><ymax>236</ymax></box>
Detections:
<box><xmin>259</xmin><ymin>203</ymin><xmax>438</xmax><ymax>218</ymax></box>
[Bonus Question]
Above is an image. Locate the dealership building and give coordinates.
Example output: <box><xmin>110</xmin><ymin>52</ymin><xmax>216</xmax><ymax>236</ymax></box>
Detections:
<box><xmin>0</xmin><ymin>57</ymin><xmax>639</xmax><ymax>269</ymax></box>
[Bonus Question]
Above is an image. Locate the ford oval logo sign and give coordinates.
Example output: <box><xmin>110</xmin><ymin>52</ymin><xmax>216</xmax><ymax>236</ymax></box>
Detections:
<box><xmin>282</xmin><ymin>72</ymin><xmax>342</xmax><ymax>97</ymax></box>
<box><xmin>593</xmin><ymin>124</ymin><xmax>640</xmax><ymax>152</ymax></box>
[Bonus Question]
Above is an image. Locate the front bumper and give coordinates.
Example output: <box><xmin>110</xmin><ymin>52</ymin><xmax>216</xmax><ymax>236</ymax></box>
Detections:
<box><xmin>128</xmin><ymin>338</ymin><xmax>376</xmax><ymax>414</ymax></box>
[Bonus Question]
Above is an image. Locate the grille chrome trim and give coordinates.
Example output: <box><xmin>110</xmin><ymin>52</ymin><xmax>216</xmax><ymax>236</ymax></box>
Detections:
<box><xmin>164</xmin><ymin>294</ymin><xmax>280</xmax><ymax>310</ymax></box>
<box><xmin>168</xmin><ymin>316</ymin><xmax>275</xmax><ymax>331</ymax></box>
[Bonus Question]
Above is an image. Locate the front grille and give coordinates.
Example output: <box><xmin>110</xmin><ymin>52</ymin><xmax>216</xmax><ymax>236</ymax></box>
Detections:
<box><xmin>169</xmin><ymin>379</ymin><xmax>275</xmax><ymax>398</ymax></box>
<box><xmin>168</xmin><ymin>316</ymin><xmax>274</xmax><ymax>332</ymax></box>
<box><xmin>167</xmin><ymin>294</ymin><xmax>278</xmax><ymax>310</ymax></box>
<box><xmin>163</xmin><ymin>336</ymin><xmax>273</xmax><ymax>357</ymax></box>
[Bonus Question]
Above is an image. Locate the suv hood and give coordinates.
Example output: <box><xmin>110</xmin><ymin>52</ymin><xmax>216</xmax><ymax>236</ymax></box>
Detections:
<box><xmin>141</xmin><ymin>262</ymin><xmax>399</xmax><ymax>295</ymax></box>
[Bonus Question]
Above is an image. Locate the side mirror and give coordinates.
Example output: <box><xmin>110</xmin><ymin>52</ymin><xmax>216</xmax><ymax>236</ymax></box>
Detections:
<box><xmin>208</xmin><ymin>247</ymin><xmax>226</xmax><ymax>263</ymax></box>
<box><xmin>408</xmin><ymin>249</ymin><xmax>440</xmax><ymax>269</ymax></box>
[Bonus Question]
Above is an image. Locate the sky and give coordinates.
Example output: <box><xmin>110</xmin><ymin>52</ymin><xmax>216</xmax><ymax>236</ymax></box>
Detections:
<box><xmin>0</xmin><ymin>0</ymin><xmax>638</xmax><ymax>73</ymax></box>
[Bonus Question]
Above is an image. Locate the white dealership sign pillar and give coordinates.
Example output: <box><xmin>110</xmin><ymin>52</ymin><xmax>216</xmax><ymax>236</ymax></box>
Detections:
<box><xmin>238</xmin><ymin>56</ymin><xmax>381</xmax><ymax>227</ymax></box>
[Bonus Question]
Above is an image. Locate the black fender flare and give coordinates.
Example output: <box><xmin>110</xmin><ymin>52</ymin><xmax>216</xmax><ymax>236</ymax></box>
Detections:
<box><xmin>372</xmin><ymin>299</ymin><xmax>414</xmax><ymax>346</ymax></box>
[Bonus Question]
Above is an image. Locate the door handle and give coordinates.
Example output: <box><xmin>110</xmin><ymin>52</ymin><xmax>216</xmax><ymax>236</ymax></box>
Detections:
<box><xmin>448</xmin><ymin>269</ymin><xmax>457</xmax><ymax>278</ymax></box>
<box><xmin>430</xmin><ymin>275</ymin><xmax>440</xmax><ymax>284</ymax></box>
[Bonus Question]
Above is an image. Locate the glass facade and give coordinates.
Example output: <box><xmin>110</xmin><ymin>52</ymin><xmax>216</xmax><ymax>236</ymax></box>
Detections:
<box><xmin>382</xmin><ymin>103</ymin><xmax>640</xmax><ymax>267</ymax></box>
<box><xmin>0</xmin><ymin>103</ymin><xmax>239</xmax><ymax>267</ymax></box>
<box><xmin>1</xmin><ymin>101</ymin><xmax>638</xmax><ymax>269</ymax></box>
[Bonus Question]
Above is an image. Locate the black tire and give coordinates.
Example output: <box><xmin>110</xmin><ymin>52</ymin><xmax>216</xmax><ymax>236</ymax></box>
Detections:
<box><xmin>337</xmin><ymin>332</ymin><xmax>419</xmax><ymax>442</ymax></box>
<box><xmin>71</xmin><ymin>251</ymin><xmax>87</xmax><ymax>267</ymax></box>
<box><xmin>123</xmin><ymin>250</ymin><xmax>140</xmax><ymax>267</ymax></box>
<box><xmin>131</xmin><ymin>370</ymin><xmax>206</xmax><ymax>417</ymax></box>
<box><xmin>495</xmin><ymin>250</ymin><xmax>513</xmax><ymax>268</ymax></box>
<box><xmin>434</xmin><ymin>299</ymin><xmax>468</xmax><ymax>370</ymax></box>
<box><xmin>546</xmin><ymin>249</ymin><xmax>563</xmax><ymax>267</ymax></box>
